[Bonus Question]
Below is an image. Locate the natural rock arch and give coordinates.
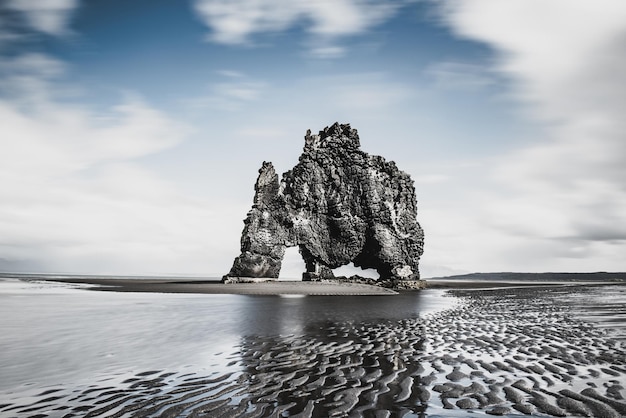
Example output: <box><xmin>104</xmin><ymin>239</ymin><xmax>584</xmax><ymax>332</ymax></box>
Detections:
<box><xmin>225</xmin><ymin>123</ymin><xmax>424</xmax><ymax>282</ymax></box>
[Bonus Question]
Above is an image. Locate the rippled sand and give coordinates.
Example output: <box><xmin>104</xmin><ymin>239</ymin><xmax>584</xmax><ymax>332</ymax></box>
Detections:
<box><xmin>1</xmin><ymin>285</ymin><xmax>625</xmax><ymax>417</ymax></box>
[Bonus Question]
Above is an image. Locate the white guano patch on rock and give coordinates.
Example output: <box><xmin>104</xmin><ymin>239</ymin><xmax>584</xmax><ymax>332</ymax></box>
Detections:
<box><xmin>393</xmin><ymin>265</ymin><xmax>413</xmax><ymax>279</ymax></box>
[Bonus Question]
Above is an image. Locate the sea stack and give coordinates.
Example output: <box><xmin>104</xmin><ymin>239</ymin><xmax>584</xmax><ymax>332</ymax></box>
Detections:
<box><xmin>225</xmin><ymin>123</ymin><xmax>424</xmax><ymax>282</ymax></box>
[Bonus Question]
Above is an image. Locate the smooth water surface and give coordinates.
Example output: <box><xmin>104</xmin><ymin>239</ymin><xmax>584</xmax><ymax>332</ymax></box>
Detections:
<box><xmin>0</xmin><ymin>277</ymin><xmax>456</xmax><ymax>391</ymax></box>
<box><xmin>556</xmin><ymin>284</ymin><xmax>626</xmax><ymax>341</ymax></box>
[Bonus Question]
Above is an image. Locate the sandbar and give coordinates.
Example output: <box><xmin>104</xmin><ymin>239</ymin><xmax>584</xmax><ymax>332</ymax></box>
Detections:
<box><xmin>40</xmin><ymin>276</ymin><xmax>622</xmax><ymax>296</ymax></box>
<box><xmin>44</xmin><ymin>277</ymin><xmax>399</xmax><ymax>295</ymax></box>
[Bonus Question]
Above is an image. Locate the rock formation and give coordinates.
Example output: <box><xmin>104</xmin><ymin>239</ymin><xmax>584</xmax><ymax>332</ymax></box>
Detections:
<box><xmin>225</xmin><ymin>123</ymin><xmax>424</xmax><ymax>282</ymax></box>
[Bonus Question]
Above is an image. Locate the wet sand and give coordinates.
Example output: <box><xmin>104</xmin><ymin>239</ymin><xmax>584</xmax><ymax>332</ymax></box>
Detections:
<box><xmin>2</xmin><ymin>283</ymin><xmax>624</xmax><ymax>417</ymax></box>
<box><xmin>38</xmin><ymin>276</ymin><xmax>603</xmax><ymax>295</ymax></box>
<box><xmin>41</xmin><ymin>277</ymin><xmax>399</xmax><ymax>295</ymax></box>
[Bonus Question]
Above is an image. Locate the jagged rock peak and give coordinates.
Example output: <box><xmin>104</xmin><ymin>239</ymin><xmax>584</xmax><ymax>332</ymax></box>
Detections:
<box><xmin>304</xmin><ymin>122</ymin><xmax>360</xmax><ymax>151</ymax></box>
<box><xmin>225</xmin><ymin>123</ymin><xmax>424</xmax><ymax>283</ymax></box>
<box><xmin>253</xmin><ymin>161</ymin><xmax>279</xmax><ymax>207</ymax></box>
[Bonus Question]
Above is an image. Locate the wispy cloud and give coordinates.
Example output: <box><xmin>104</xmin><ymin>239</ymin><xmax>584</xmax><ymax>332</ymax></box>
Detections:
<box><xmin>2</xmin><ymin>0</ymin><xmax>78</xmax><ymax>40</ymax></box>
<box><xmin>438</xmin><ymin>0</ymin><xmax>626</xmax><ymax>270</ymax></box>
<box><xmin>308</xmin><ymin>45</ymin><xmax>346</xmax><ymax>59</ymax></box>
<box><xmin>0</xmin><ymin>54</ymin><xmax>224</xmax><ymax>274</ymax></box>
<box><xmin>426</xmin><ymin>61</ymin><xmax>495</xmax><ymax>90</ymax></box>
<box><xmin>192</xmin><ymin>0</ymin><xmax>401</xmax><ymax>56</ymax></box>
<box><xmin>185</xmin><ymin>71</ymin><xmax>267</xmax><ymax>111</ymax></box>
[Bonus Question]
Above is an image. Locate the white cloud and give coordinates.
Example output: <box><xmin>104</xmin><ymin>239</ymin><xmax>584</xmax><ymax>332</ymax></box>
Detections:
<box><xmin>0</xmin><ymin>53</ymin><xmax>66</xmax><ymax>78</ymax></box>
<box><xmin>184</xmin><ymin>71</ymin><xmax>267</xmax><ymax>111</ymax></box>
<box><xmin>192</xmin><ymin>0</ymin><xmax>399</xmax><ymax>56</ymax></box>
<box><xmin>0</xmin><ymin>54</ymin><xmax>233</xmax><ymax>275</ymax></box>
<box><xmin>0</xmin><ymin>56</ymin><xmax>189</xmax><ymax>171</ymax></box>
<box><xmin>443</xmin><ymin>0</ymin><xmax>626</xmax><ymax>122</ymax></box>
<box><xmin>5</xmin><ymin>0</ymin><xmax>78</xmax><ymax>36</ymax></box>
<box><xmin>215</xmin><ymin>69</ymin><xmax>246</xmax><ymax>78</ymax></box>
<box><xmin>192</xmin><ymin>0</ymin><xmax>298</xmax><ymax>44</ymax></box>
<box><xmin>303</xmin><ymin>0</ymin><xmax>396</xmax><ymax>36</ymax></box>
<box><xmin>437</xmin><ymin>0</ymin><xmax>626</xmax><ymax>271</ymax></box>
<box><xmin>309</xmin><ymin>45</ymin><xmax>345</xmax><ymax>59</ymax></box>
<box><xmin>213</xmin><ymin>81</ymin><xmax>264</xmax><ymax>102</ymax></box>
<box><xmin>0</xmin><ymin>53</ymin><xmax>75</xmax><ymax>105</ymax></box>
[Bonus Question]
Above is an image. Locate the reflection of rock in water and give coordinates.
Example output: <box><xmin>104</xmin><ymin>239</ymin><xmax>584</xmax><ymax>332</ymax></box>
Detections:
<box><xmin>2</xmin><ymin>286</ymin><xmax>626</xmax><ymax>417</ymax></box>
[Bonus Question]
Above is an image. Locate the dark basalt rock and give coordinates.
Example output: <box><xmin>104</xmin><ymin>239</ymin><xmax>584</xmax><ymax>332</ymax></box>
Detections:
<box><xmin>225</xmin><ymin>123</ymin><xmax>424</xmax><ymax>283</ymax></box>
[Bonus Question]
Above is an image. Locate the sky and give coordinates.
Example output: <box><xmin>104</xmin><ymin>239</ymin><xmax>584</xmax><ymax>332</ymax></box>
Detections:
<box><xmin>1</xmin><ymin>0</ymin><xmax>626</xmax><ymax>278</ymax></box>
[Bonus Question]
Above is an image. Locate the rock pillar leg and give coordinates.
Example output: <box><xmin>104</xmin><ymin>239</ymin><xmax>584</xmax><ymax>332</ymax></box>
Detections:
<box><xmin>300</xmin><ymin>246</ymin><xmax>335</xmax><ymax>281</ymax></box>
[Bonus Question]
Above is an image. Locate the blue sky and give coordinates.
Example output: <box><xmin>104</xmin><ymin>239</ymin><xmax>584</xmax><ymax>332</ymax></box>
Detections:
<box><xmin>1</xmin><ymin>0</ymin><xmax>625</xmax><ymax>277</ymax></box>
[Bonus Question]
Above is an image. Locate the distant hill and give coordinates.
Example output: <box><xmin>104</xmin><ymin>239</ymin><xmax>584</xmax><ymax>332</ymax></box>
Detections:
<box><xmin>432</xmin><ymin>272</ymin><xmax>626</xmax><ymax>282</ymax></box>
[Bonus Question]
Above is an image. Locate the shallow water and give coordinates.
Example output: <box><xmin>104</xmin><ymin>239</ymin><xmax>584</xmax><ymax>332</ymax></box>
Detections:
<box><xmin>0</xmin><ymin>278</ymin><xmax>456</xmax><ymax>391</ymax></box>
<box><xmin>1</xmin><ymin>277</ymin><xmax>625</xmax><ymax>417</ymax></box>
<box><xmin>555</xmin><ymin>284</ymin><xmax>626</xmax><ymax>342</ymax></box>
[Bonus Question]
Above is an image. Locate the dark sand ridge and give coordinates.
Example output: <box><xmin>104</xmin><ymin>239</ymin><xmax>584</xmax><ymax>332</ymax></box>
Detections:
<box><xmin>2</xmin><ymin>284</ymin><xmax>624</xmax><ymax>417</ymax></box>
